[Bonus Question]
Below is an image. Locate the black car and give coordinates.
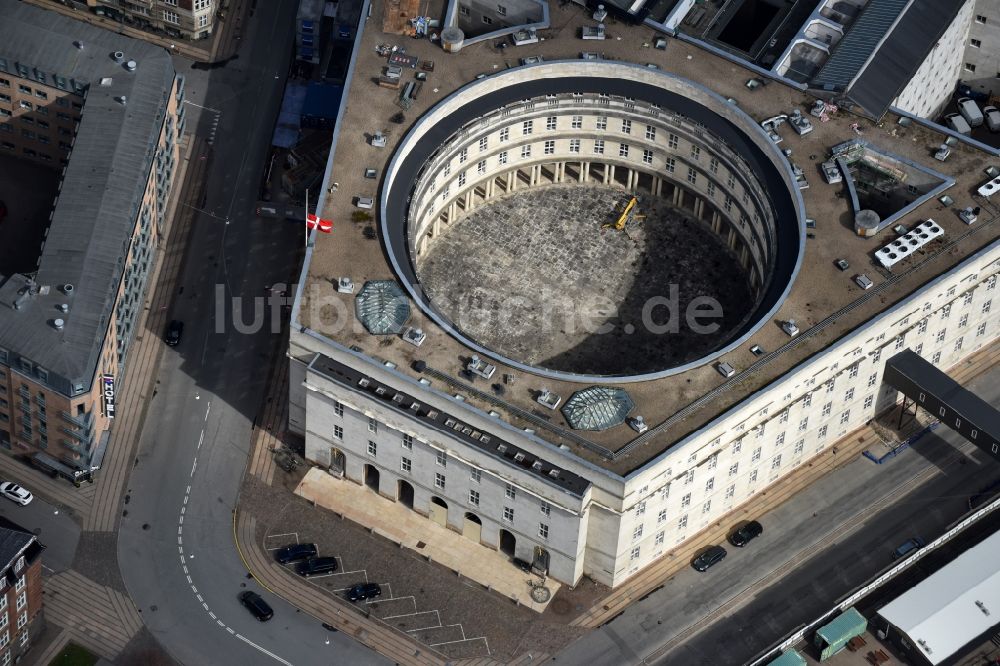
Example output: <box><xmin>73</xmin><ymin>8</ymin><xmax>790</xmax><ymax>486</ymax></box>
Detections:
<box><xmin>296</xmin><ymin>556</ymin><xmax>339</xmax><ymax>577</ymax></box>
<box><xmin>728</xmin><ymin>521</ymin><xmax>764</xmax><ymax>547</ymax></box>
<box><xmin>347</xmin><ymin>582</ymin><xmax>382</xmax><ymax>602</ymax></box>
<box><xmin>165</xmin><ymin>320</ymin><xmax>184</xmax><ymax>346</ymax></box>
<box><xmin>275</xmin><ymin>543</ymin><xmax>318</xmax><ymax>564</ymax></box>
<box><xmin>239</xmin><ymin>591</ymin><xmax>274</xmax><ymax>622</ymax></box>
<box><xmin>692</xmin><ymin>545</ymin><xmax>727</xmax><ymax>572</ymax></box>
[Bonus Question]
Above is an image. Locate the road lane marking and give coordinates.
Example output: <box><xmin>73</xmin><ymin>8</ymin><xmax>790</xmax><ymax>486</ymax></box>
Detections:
<box><xmin>198</xmin><ymin>430</ymin><xmax>205</xmax><ymax>450</ymax></box>
<box><xmin>205</xmin><ymin>402</ymin><xmax>212</xmax><ymax>420</ymax></box>
<box><xmin>235</xmin><ymin>634</ymin><xmax>294</xmax><ymax>666</ymax></box>
<box><xmin>190</xmin><ymin>458</ymin><xmax>198</xmax><ymax>477</ymax></box>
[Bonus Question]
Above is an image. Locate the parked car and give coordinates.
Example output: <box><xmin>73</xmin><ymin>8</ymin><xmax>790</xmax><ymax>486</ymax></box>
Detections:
<box><xmin>692</xmin><ymin>545</ymin><xmax>727</xmax><ymax>572</ymax></box>
<box><xmin>296</xmin><ymin>556</ymin><xmax>339</xmax><ymax>577</ymax></box>
<box><xmin>891</xmin><ymin>537</ymin><xmax>926</xmax><ymax>560</ymax></box>
<box><xmin>275</xmin><ymin>543</ymin><xmax>318</xmax><ymax>564</ymax></box>
<box><xmin>958</xmin><ymin>97</ymin><xmax>984</xmax><ymax>127</ymax></box>
<box><xmin>945</xmin><ymin>113</ymin><xmax>972</xmax><ymax>135</ymax></box>
<box><xmin>0</xmin><ymin>482</ymin><xmax>32</xmax><ymax>506</ymax></box>
<box><xmin>239</xmin><ymin>591</ymin><xmax>274</xmax><ymax>621</ymax></box>
<box><xmin>985</xmin><ymin>106</ymin><xmax>1000</xmax><ymax>132</ymax></box>
<box><xmin>347</xmin><ymin>582</ymin><xmax>382</xmax><ymax>602</ymax></box>
<box><xmin>165</xmin><ymin>320</ymin><xmax>184</xmax><ymax>347</ymax></box>
<box><xmin>728</xmin><ymin>520</ymin><xmax>764</xmax><ymax>547</ymax></box>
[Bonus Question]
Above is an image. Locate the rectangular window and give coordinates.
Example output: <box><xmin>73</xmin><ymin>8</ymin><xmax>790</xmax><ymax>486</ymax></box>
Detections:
<box><xmin>799</xmin><ymin>417</ymin><xmax>808</xmax><ymax>432</ymax></box>
<box><xmin>540</xmin><ymin>502</ymin><xmax>550</xmax><ymax>516</ymax></box>
<box><xmin>645</xmin><ymin>125</ymin><xmax>656</xmax><ymax>140</ymax></box>
<box><xmin>677</xmin><ymin>514</ymin><xmax>688</xmax><ymax>529</ymax></box>
<box><xmin>459</xmin><ymin>148</ymin><xmax>468</xmax><ymax>164</ymax></box>
<box><xmin>596</xmin><ymin>116</ymin><xmax>607</xmax><ymax>131</ymax></box>
<box><xmin>771</xmin><ymin>455</ymin><xmax>782</xmax><ymax>469</ymax></box>
<box><xmin>630</xmin><ymin>546</ymin><xmax>640</xmax><ymax>560</ymax></box>
<box><xmin>621</xmin><ymin>119</ymin><xmax>632</xmax><ymax>134</ymax></box>
<box><xmin>471</xmin><ymin>468</ymin><xmax>481</xmax><ymax>483</ymax></box>
<box><xmin>642</xmin><ymin>149</ymin><xmax>653</xmax><ymax>164</ymax></box>
<box><xmin>522</xmin><ymin>120</ymin><xmax>533</xmax><ymax>135</ymax></box>
<box><xmin>976</xmin><ymin>14</ymin><xmax>987</xmax><ymax>24</ymax></box>
<box><xmin>164</xmin><ymin>9</ymin><xmax>180</xmax><ymax>23</ymax></box>
<box><xmin>657</xmin><ymin>509</ymin><xmax>667</xmax><ymax>524</ymax></box>
<box><xmin>477</xmin><ymin>159</ymin><xmax>487</xmax><ymax>175</ymax></box>
<box><xmin>593</xmin><ymin>139</ymin><xmax>604</xmax><ymax>155</ymax></box>
<box><xmin>707</xmin><ymin>181</ymin><xmax>716</xmax><ymax>197</ymax></box>
<box><xmin>499</xmin><ymin>127</ymin><xmax>509</xmax><ymax>142</ymax></box>
<box><xmin>436</xmin><ymin>450</ymin><xmax>447</xmax><ymax>467</ymax></box>
<box><xmin>728</xmin><ymin>463</ymin><xmax>738</xmax><ymax>477</ymax></box>
<box><xmin>539</xmin><ymin>523</ymin><xmax>549</xmax><ymax>539</ymax></box>
<box><xmin>845</xmin><ymin>388</ymin><xmax>854</xmax><ymax>401</ymax></box>
<box><xmin>505</xmin><ymin>483</ymin><xmax>516</xmax><ymax>499</ymax></box>
<box><xmin>503</xmin><ymin>506</ymin><xmax>514</xmax><ymax>522</ymax></box>
<box><xmin>400</xmin><ymin>457</ymin><xmax>411</xmax><ymax>472</ymax></box>
<box><xmin>687</xmin><ymin>167</ymin><xmax>697</xmax><ymax>184</ymax></box>
<box><xmin>709</xmin><ymin>157</ymin><xmax>719</xmax><ymax>174</ymax></box>
<box><xmin>402</xmin><ymin>433</ymin><xmax>413</xmax><ymax>450</ymax></box>
<box><xmin>469</xmin><ymin>489</ymin><xmax>480</xmax><ymax>505</ymax></box>
<box><xmin>521</xmin><ymin>145</ymin><xmax>531</xmax><ymax>158</ymax></box>
<box><xmin>571</xmin><ymin>115</ymin><xmax>582</xmax><ymax>129</ymax></box>
<box><xmin>635</xmin><ymin>500</ymin><xmax>646</xmax><ymax>515</ymax></box>
<box><xmin>704</xmin><ymin>478</ymin><xmax>714</xmax><ymax>492</ymax></box>
<box><xmin>434</xmin><ymin>473</ymin><xmax>446</xmax><ymax>490</ymax></box>
<box><xmin>668</xmin><ymin>133</ymin><xmax>678</xmax><ymax>149</ymax></box>
<box><xmin>681</xmin><ymin>493</ymin><xmax>691</xmax><ymax>508</ymax></box>
<box><xmin>690</xmin><ymin>145</ymin><xmax>700</xmax><ymax>160</ymax></box>
<box><xmin>14</xmin><ymin>593</ymin><xmax>23</xmax><ymax>612</ymax></box>
<box><xmin>752</xmin><ymin>447</ymin><xmax>761</xmax><ymax>462</ymax></box>
<box><xmin>333</xmin><ymin>425</ymin><xmax>343</xmax><ymax>440</ymax></box>
<box><xmin>840</xmin><ymin>410</ymin><xmax>850</xmax><ymax>424</ymax></box>
<box><xmin>569</xmin><ymin>139</ymin><xmax>580</xmax><ymax>153</ymax></box>
<box><xmin>498</xmin><ymin>151</ymin><xmax>508</xmax><ymax>165</ymax></box>
<box><xmin>822</xmin><ymin>402</ymin><xmax>832</xmax><ymax>417</ymax></box>
<box><xmin>368</xmin><ymin>417</ymin><xmax>378</xmax><ymax>433</ymax></box>
<box><xmin>367</xmin><ymin>440</ymin><xmax>377</xmax><ymax>456</ymax></box>
<box><xmin>544</xmin><ymin>140</ymin><xmax>555</xmax><ymax>155</ymax></box>
<box><xmin>633</xmin><ymin>525</ymin><xmax>643</xmax><ymax>540</ymax></box>
<box><xmin>702</xmin><ymin>500</ymin><xmax>711</xmax><ymax>514</ymax></box>
<box><xmin>818</xmin><ymin>425</ymin><xmax>828</xmax><ymax>440</ymax></box>
<box><xmin>546</xmin><ymin>116</ymin><xmax>557</xmax><ymax>131</ymax></box>
<box><xmin>479</xmin><ymin>136</ymin><xmax>488</xmax><ymax>151</ymax></box>
<box><xmin>665</xmin><ymin>157</ymin><xmax>675</xmax><ymax>173</ymax></box>
<box><xmin>619</xmin><ymin>143</ymin><xmax>629</xmax><ymax>157</ymax></box>
<box><xmin>983</xmin><ymin>300</ymin><xmax>992</xmax><ymax>314</ymax></box>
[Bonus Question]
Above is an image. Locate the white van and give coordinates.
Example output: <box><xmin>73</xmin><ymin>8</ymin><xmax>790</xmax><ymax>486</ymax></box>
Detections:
<box><xmin>985</xmin><ymin>106</ymin><xmax>1000</xmax><ymax>132</ymax></box>
<box><xmin>945</xmin><ymin>113</ymin><xmax>972</xmax><ymax>135</ymax></box>
<box><xmin>958</xmin><ymin>97</ymin><xmax>984</xmax><ymax>128</ymax></box>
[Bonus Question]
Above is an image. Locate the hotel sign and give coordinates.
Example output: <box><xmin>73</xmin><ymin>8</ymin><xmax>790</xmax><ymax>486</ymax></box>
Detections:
<box><xmin>102</xmin><ymin>375</ymin><xmax>116</xmax><ymax>419</ymax></box>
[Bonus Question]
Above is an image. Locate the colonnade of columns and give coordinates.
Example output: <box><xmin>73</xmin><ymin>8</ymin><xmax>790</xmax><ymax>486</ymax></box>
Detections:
<box><xmin>417</xmin><ymin>160</ymin><xmax>764</xmax><ymax>295</ymax></box>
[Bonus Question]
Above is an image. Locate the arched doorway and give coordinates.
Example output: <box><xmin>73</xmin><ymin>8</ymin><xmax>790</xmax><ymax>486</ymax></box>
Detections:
<box><xmin>363</xmin><ymin>464</ymin><xmax>379</xmax><ymax>492</ymax></box>
<box><xmin>499</xmin><ymin>529</ymin><xmax>516</xmax><ymax>557</ymax></box>
<box><xmin>429</xmin><ymin>496</ymin><xmax>448</xmax><ymax>527</ymax></box>
<box><xmin>532</xmin><ymin>546</ymin><xmax>550</xmax><ymax>575</ymax></box>
<box><xmin>462</xmin><ymin>512</ymin><xmax>482</xmax><ymax>543</ymax></box>
<box><xmin>397</xmin><ymin>480</ymin><xmax>414</xmax><ymax>508</ymax></box>
<box><xmin>329</xmin><ymin>447</ymin><xmax>345</xmax><ymax>477</ymax></box>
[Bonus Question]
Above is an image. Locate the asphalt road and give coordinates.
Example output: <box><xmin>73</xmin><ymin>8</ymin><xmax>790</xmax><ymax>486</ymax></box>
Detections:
<box><xmin>117</xmin><ymin>1</ymin><xmax>386</xmax><ymax>663</ymax></box>
<box><xmin>555</xmin><ymin>365</ymin><xmax>1000</xmax><ymax>666</ymax></box>
<box><xmin>0</xmin><ymin>495</ymin><xmax>80</xmax><ymax>573</ymax></box>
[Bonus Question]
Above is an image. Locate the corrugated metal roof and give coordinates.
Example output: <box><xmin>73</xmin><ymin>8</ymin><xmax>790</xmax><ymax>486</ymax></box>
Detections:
<box><xmin>845</xmin><ymin>0</ymin><xmax>966</xmax><ymax>119</ymax></box>
<box><xmin>767</xmin><ymin>650</ymin><xmax>806</xmax><ymax>666</ymax></box>
<box><xmin>816</xmin><ymin>606</ymin><xmax>867</xmax><ymax>644</ymax></box>
<box><xmin>811</xmin><ymin>0</ymin><xmax>910</xmax><ymax>91</ymax></box>
<box><xmin>879</xmin><ymin>530</ymin><xmax>1000</xmax><ymax>665</ymax></box>
<box><xmin>0</xmin><ymin>0</ymin><xmax>175</xmax><ymax>391</ymax></box>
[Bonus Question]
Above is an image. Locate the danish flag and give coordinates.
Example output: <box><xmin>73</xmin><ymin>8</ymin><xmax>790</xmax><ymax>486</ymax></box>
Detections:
<box><xmin>306</xmin><ymin>213</ymin><xmax>333</xmax><ymax>233</ymax></box>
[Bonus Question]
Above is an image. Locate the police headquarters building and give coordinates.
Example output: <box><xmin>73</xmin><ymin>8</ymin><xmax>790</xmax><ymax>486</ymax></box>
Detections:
<box><xmin>287</xmin><ymin>16</ymin><xmax>1000</xmax><ymax>588</ymax></box>
<box><xmin>0</xmin><ymin>1</ymin><xmax>184</xmax><ymax>482</ymax></box>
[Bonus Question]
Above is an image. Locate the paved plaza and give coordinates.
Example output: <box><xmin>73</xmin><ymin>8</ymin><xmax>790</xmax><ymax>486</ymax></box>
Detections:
<box><xmin>416</xmin><ymin>185</ymin><xmax>753</xmax><ymax>375</ymax></box>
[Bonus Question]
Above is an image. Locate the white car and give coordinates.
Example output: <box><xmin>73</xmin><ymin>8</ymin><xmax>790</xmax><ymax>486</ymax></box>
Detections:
<box><xmin>0</xmin><ymin>482</ymin><xmax>33</xmax><ymax>506</ymax></box>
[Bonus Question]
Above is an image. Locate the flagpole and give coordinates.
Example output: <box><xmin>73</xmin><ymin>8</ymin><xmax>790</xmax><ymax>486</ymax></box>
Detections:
<box><xmin>305</xmin><ymin>188</ymin><xmax>309</xmax><ymax>250</ymax></box>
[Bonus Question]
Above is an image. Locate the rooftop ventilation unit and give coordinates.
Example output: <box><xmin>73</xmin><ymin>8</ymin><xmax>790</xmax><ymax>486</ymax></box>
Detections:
<box><xmin>113</xmin><ymin>51</ymin><xmax>125</xmax><ymax>62</ymax></box>
<box><xmin>116</xmin><ymin>95</ymin><xmax>127</xmax><ymax>106</ymax></box>
<box><xmin>125</xmin><ymin>60</ymin><xmax>137</xmax><ymax>72</ymax></box>
<box><xmin>402</xmin><ymin>327</ymin><xmax>425</xmax><ymax>346</ymax></box>
<box><xmin>875</xmin><ymin>219</ymin><xmax>944</xmax><ymax>269</ymax></box>
<box><xmin>58</xmin><ymin>303</ymin><xmax>69</xmax><ymax>313</ymax></box>
<box><xmin>62</xmin><ymin>283</ymin><xmax>74</xmax><ymax>295</ymax></box>
<box><xmin>74</xmin><ymin>41</ymin><xmax>85</xmax><ymax>50</ymax></box>
<box><xmin>53</xmin><ymin>318</ymin><xmax>65</xmax><ymax>330</ymax></box>
<box><xmin>100</xmin><ymin>77</ymin><xmax>113</xmax><ymax>86</ymax></box>
<box><xmin>977</xmin><ymin>175</ymin><xmax>1000</xmax><ymax>197</ymax></box>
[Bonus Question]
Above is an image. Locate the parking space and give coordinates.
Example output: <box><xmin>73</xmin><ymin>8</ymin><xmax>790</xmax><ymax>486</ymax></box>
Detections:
<box><xmin>239</xmin><ymin>472</ymin><xmax>603</xmax><ymax>661</ymax></box>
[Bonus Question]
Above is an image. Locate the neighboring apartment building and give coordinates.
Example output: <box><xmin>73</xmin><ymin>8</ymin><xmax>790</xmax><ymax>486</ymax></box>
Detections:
<box><xmin>67</xmin><ymin>0</ymin><xmax>216</xmax><ymax>41</ymax></box>
<box><xmin>962</xmin><ymin>0</ymin><xmax>1000</xmax><ymax>97</ymax></box>
<box><xmin>0</xmin><ymin>0</ymin><xmax>184</xmax><ymax>482</ymax></box>
<box><xmin>0</xmin><ymin>518</ymin><xmax>45</xmax><ymax>664</ymax></box>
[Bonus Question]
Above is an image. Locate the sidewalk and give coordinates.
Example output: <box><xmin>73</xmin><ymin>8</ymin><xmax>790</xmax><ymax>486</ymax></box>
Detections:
<box><xmin>570</xmin><ymin>339</ymin><xmax>1000</xmax><ymax>630</ymax></box>
<box><xmin>294</xmin><ymin>468</ymin><xmax>561</xmax><ymax>613</ymax></box>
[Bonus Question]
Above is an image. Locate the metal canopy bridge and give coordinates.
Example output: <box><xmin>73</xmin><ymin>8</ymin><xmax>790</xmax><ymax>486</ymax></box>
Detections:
<box><xmin>883</xmin><ymin>350</ymin><xmax>1000</xmax><ymax>463</ymax></box>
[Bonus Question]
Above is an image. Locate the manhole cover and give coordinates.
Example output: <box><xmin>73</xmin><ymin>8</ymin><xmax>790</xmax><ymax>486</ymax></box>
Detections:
<box><xmin>551</xmin><ymin>598</ymin><xmax>571</xmax><ymax>615</ymax></box>
<box><xmin>530</xmin><ymin>585</ymin><xmax>551</xmax><ymax>603</ymax></box>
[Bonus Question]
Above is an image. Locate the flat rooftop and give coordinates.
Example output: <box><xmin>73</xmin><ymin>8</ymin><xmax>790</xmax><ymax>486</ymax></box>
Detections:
<box><xmin>298</xmin><ymin>0</ymin><xmax>1000</xmax><ymax>476</ymax></box>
